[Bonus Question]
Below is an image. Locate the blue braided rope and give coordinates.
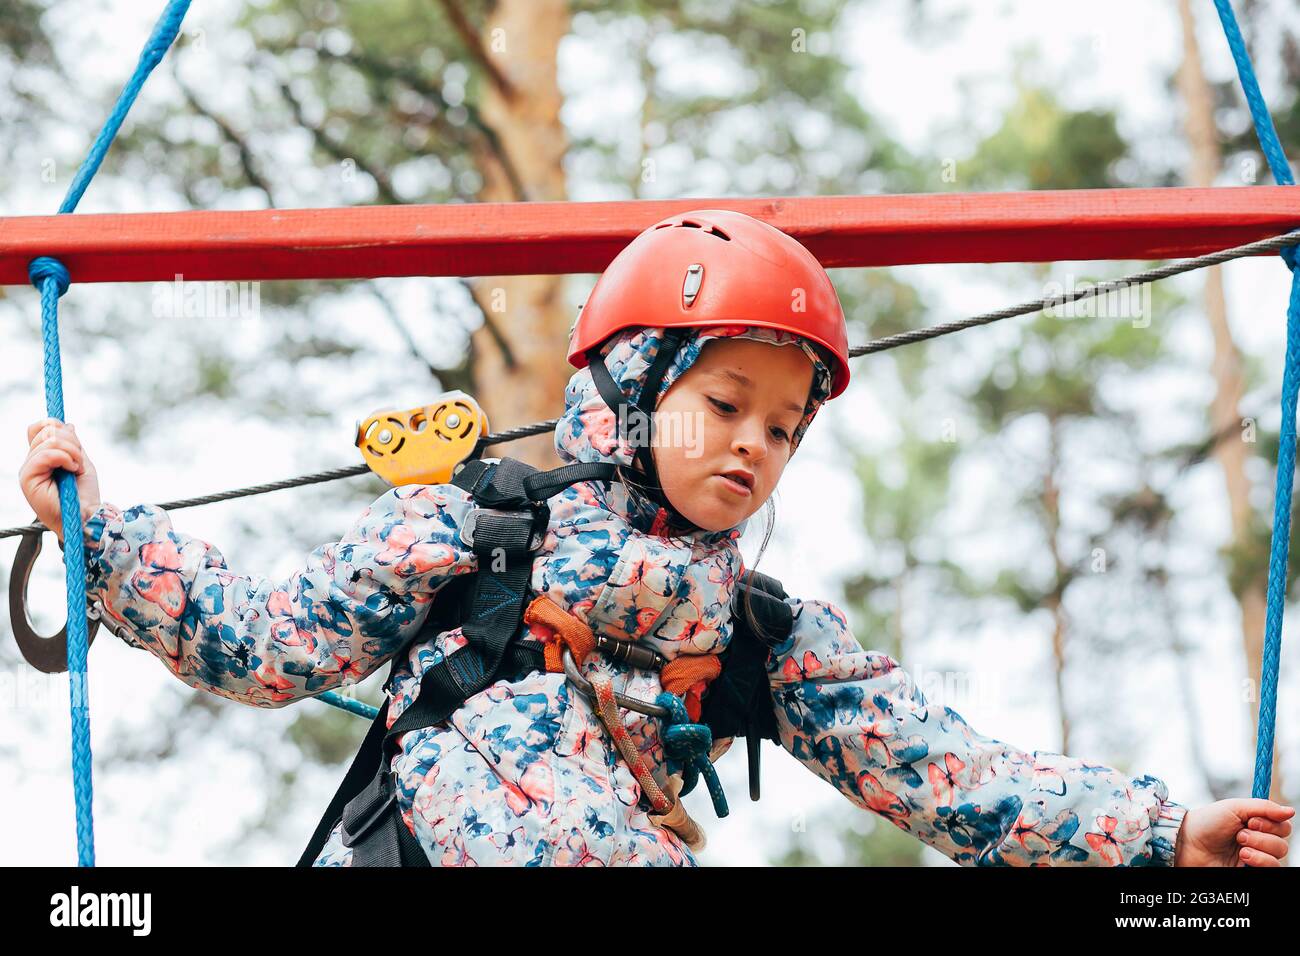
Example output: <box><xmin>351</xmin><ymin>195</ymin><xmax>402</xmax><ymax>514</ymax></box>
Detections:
<box><xmin>1211</xmin><ymin>0</ymin><xmax>1299</xmax><ymax>802</ymax></box>
<box><xmin>57</xmin><ymin>2</ymin><xmax>194</xmax><ymax>215</ymax></box>
<box><xmin>654</xmin><ymin>692</ymin><xmax>729</xmax><ymax>818</ymax></box>
<box><xmin>32</xmin><ymin>0</ymin><xmax>191</xmax><ymax>868</ymax></box>
<box><xmin>317</xmin><ymin>690</ymin><xmax>380</xmax><ymax>722</ymax></box>
<box><xmin>1210</xmin><ymin>2</ymin><xmax>1296</xmax><ymax>190</ymax></box>
<box><xmin>29</xmin><ymin>257</ymin><xmax>96</xmax><ymax>867</ymax></box>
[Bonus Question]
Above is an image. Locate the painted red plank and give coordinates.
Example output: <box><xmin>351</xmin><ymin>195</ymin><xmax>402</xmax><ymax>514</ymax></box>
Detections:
<box><xmin>1</xmin><ymin>188</ymin><xmax>1297</xmax><ymax>285</ymax></box>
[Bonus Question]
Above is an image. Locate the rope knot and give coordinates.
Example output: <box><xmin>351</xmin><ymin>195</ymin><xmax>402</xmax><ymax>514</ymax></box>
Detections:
<box><xmin>658</xmin><ymin>692</ymin><xmax>712</xmax><ymax>763</ymax></box>
<box><xmin>655</xmin><ymin>690</ymin><xmax>729</xmax><ymax>818</ymax></box>
<box><xmin>29</xmin><ymin>257</ymin><xmax>71</xmax><ymax>297</ymax></box>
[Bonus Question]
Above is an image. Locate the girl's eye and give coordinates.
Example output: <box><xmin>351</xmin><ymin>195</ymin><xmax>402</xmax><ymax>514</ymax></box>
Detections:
<box><xmin>709</xmin><ymin>396</ymin><xmax>791</xmax><ymax>442</ymax></box>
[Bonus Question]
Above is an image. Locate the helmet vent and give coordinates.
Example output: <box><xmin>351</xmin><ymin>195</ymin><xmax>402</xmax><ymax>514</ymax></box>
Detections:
<box><xmin>676</xmin><ymin>219</ymin><xmax>728</xmax><ymax>240</ymax></box>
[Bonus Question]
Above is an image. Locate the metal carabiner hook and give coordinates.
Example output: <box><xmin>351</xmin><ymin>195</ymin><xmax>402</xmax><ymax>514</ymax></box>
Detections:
<box><xmin>8</xmin><ymin>526</ymin><xmax>100</xmax><ymax>673</ymax></box>
<box><xmin>561</xmin><ymin>646</ymin><xmax>669</xmax><ymax>719</ymax></box>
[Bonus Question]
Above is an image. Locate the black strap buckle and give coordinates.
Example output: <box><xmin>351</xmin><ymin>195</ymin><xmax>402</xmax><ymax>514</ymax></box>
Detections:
<box><xmin>460</xmin><ymin>507</ymin><xmax>547</xmax><ymax>550</ymax></box>
<box><xmin>340</xmin><ymin>776</ymin><xmax>397</xmax><ymax>848</ymax></box>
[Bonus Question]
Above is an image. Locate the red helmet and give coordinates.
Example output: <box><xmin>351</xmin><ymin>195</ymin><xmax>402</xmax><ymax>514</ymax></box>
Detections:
<box><xmin>567</xmin><ymin>209</ymin><xmax>850</xmax><ymax>399</ymax></box>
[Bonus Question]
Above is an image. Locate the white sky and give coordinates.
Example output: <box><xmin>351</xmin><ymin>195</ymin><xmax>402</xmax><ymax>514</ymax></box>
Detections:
<box><xmin>2</xmin><ymin>0</ymin><xmax>1297</xmax><ymax>867</ymax></box>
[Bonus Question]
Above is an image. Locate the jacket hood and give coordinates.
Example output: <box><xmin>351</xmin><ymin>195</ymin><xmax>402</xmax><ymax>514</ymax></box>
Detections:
<box><xmin>553</xmin><ymin>325</ymin><xmax>833</xmax><ymax>541</ymax></box>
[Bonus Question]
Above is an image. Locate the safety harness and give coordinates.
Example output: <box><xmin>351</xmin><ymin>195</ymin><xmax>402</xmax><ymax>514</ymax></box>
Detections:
<box><xmin>296</xmin><ymin>454</ymin><xmax>792</xmax><ymax>867</ymax></box>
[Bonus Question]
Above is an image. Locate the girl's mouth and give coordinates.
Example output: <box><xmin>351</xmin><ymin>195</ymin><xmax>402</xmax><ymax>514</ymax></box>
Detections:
<box><xmin>716</xmin><ymin>474</ymin><xmax>752</xmax><ymax>497</ymax></box>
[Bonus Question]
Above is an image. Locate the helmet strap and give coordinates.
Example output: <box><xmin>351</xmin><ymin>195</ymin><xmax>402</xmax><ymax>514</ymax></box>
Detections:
<box><xmin>585</xmin><ymin>330</ymin><xmax>697</xmax><ymax>530</ymax></box>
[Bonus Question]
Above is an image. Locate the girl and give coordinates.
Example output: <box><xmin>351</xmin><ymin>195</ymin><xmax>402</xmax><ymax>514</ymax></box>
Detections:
<box><xmin>20</xmin><ymin>210</ymin><xmax>1293</xmax><ymax>867</ymax></box>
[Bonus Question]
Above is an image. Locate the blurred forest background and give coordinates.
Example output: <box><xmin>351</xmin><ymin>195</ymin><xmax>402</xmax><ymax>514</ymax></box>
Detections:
<box><xmin>1</xmin><ymin>0</ymin><xmax>1298</xmax><ymax>865</ymax></box>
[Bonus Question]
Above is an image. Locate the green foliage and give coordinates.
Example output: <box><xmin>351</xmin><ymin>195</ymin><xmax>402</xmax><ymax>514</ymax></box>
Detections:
<box><xmin>0</xmin><ymin>0</ymin><xmax>54</xmax><ymax>64</ymax></box>
<box><xmin>1215</xmin><ymin>421</ymin><xmax>1300</xmax><ymax>602</ymax></box>
<box><xmin>0</xmin><ymin>0</ymin><xmax>61</xmax><ymax>153</ymax></box>
<box><xmin>286</xmin><ymin>699</ymin><xmax>382</xmax><ymax>765</ymax></box>
<box><xmin>969</xmin><ymin>296</ymin><xmax>1174</xmax><ymax>433</ymax></box>
<box><xmin>852</xmin><ymin>430</ymin><xmax>959</xmax><ymax>547</ymax></box>
<box><xmin>962</xmin><ymin>86</ymin><xmax>1127</xmax><ymax>190</ymax></box>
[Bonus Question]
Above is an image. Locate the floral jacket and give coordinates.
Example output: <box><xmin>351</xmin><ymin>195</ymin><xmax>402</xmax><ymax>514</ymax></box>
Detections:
<box><xmin>79</xmin><ymin>326</ymin><xmax>1187</xmax><ymax>866</ymax></box>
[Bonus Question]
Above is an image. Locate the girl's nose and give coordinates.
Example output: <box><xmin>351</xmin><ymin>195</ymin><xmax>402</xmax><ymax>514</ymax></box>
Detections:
<box><xmin>732</xmin><ymin>429</ymin><xmax>768</xmax><ymax>462</ymax></box>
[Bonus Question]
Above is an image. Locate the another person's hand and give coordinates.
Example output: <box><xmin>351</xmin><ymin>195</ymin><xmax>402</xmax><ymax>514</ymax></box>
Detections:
<box><xmin>1175</xmin><ymin>798</ymin><xmax>1294</xmax><ymax>866</ymax></box>
<box><xmin>19</xmin><ymin>418</ymin><xmax>102</xmax><ymax>546</ymax></box>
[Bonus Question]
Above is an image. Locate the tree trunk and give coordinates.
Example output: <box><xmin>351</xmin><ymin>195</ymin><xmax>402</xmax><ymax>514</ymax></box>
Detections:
<box><xmin>1176</xmin><ymin>0</ymin><xmax>1282</xmax><ymax>803</ymax></box>
<box><xmin>466</xmin><ymin>0</ymin><xmax>573</xmax><ymax>469</ymax></box>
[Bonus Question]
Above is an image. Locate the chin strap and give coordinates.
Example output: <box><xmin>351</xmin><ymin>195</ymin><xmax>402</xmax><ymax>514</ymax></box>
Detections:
<box><xmin>586</xmin><ymin>331</ymin><xmax>699</xmax><ymax>532</ymax></box>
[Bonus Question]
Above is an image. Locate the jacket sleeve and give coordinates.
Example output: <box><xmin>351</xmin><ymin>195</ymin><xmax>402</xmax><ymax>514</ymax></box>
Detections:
<box><xmin>77</xmin><ymin>483</ymin><xmax>478</xmax><ymax>708</ymax></box>
<box><xmin>766</xmin><ymin>596</ymin><xmax>1188</xmax><ymax>866</ymax></box>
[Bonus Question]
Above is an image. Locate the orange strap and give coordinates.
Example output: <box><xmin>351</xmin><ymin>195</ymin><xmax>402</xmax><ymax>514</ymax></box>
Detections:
<box><xmin>523</xmin><ymin>593</ymin><xmax>598</xmax><ymax>673</ymax></box>
<box><xmin>523</xmin><ymin>593</ymin><xmax>719</xmax><ymax>845</ymax></box>
<box><xmin>523</xmin><ymin>594</ymin><xmax>721</xmax><ymax>720</ymax></box>
<box><xmin>659</xmin><ymin>653</ymin><xmax>721</xmax><ymax>723</ymax></box>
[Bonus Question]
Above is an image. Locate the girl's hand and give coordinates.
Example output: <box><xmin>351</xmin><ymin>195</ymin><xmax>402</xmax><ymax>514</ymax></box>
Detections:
<box><xmin>19</xmin><ymin>418</ymin><xmax>102</xmax><ymax>546</ymax></box>
<box><xmin>1175</xmin><ymin>799</ymin><xmax>1294</xmax><ymax>866</ymax></box>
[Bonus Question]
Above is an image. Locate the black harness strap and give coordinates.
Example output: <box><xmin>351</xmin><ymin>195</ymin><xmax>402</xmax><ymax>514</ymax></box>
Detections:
<box><xmin>297</xmin><ymin>457</ymin><xmax>617</xmax><ymax>867</ymax></box>
<box><xmin>524</xmin><ymin>461</ymin><xmax>620</xmax><ymax>502</ymax></box>
<box><xmin>450</xmin><ymin>460</ymin><xmax>547</xmax><ymax>694</ymax></box>
<box><xmin>335</xmin><ymin>640</ymin><xmax>548</xmax><ymax>868</ymax></box>
<box><xmin>295</xmin><ymin>573</ymin><xmax>474</xmax><ymax>867</ymax></box>
<box><xmin>295</xmin><ymin>693</ymin><xmax>396</xmax><ymax>867</ymax></box>
<box><xmin>296</xmin><ymin>457</ymin><xmax>797</xmax><ymax>866</ymax></box>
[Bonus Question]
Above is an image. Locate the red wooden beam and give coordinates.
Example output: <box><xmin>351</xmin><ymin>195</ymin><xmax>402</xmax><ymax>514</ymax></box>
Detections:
<box><xmin>1</xmin><ymin>188</ymin><xmax>1297</xmax><ymax>285</ymax></box>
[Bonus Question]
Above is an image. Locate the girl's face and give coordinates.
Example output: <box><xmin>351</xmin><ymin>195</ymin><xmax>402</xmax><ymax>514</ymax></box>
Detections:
<box><xmin>650</xmin><ymin>336</ymin><xmax>814</xmax><ymax>532</ymax></box>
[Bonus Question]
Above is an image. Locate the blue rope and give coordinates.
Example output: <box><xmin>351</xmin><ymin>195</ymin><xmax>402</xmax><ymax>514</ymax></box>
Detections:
<box><xmin>31</xmin><ymin>0</ymin><xmax>191</xmax><ymax>868</ymax></box>
<box><xmin>317</xmin><ymin>690</ymin><xmax>380</xmax><ymax>722</ymax></box>
<box><xmin>654</xmin><ymin>692</ymin><xmax>729</xmax><ymax>818</ymax></box>
<box><xmin>57</xmin><ymin>2</ymin><xmax>195</xmax><ymax>215</ymax></box>
<box><xmin>29</xmin><ymin>257</ymin><xmax>97</xmax><ymax>866</ymax></box>
<box><xmin>1210</xmin><ymin>4</ymin><xmax>1297</xmax><ymax>189</ymax></box>
<box><xmin>1211</xmin><ymin>0</ymin><xmax>1299</xmax><ymax>802</ymax></box>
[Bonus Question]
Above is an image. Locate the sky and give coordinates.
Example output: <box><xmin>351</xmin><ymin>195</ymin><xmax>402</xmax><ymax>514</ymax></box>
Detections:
<box><xmin>2</xmin><ymin>0</ymin><xmax>1298</xmax><ymax>867</ymax></box>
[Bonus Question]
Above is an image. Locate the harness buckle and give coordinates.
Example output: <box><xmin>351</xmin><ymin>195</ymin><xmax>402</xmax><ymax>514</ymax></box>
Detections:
<box><xmin>340</xmin><ymin>780</ymin><xmax>397</xmax><ymax>848</ymax></box>
<box><xmin>561</xmin><ymin>647</ymin><xmax>670</xmax><ymax>719</ymax></box>
<box><xmin>460</xmin><ymin>507</ymin><xmax>547</xmax><ymax>551</ymax></box>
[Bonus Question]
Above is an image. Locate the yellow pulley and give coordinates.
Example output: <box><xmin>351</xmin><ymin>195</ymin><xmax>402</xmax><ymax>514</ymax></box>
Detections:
<box><xmin>355</xmin><ymin>390</ymin><xmax>488</xmax><ymax>486</ymax></box>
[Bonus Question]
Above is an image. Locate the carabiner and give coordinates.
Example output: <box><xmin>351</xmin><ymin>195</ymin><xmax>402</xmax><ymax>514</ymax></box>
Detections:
<box><xmin>8</xmin><ymin>526</ymin><xmax>100</xmax><ymax>673</ymax></box>
<box><xmin>561</xmin><ymin>646</ymin><xmax>669</xmax><ymax>719</ymax></box>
